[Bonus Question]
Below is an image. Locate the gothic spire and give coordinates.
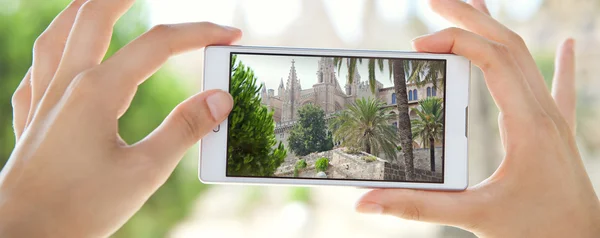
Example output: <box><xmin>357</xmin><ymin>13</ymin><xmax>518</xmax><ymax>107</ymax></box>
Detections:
<box><xmin>286</xmin><ymin>59</ymin><xmax>300</xmax><ymax>92</ymax></box>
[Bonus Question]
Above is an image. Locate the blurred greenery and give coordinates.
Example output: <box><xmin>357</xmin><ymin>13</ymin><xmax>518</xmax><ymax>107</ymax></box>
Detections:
<box><xmin>0</xmin><ymin>1</ymin><xmax>206</xmax><ymax>238</ymax></box>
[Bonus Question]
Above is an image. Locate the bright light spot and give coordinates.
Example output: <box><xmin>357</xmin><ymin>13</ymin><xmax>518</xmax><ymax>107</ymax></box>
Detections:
<box><xmin>0</xmin><ymin>0</ymin><xmax>20</xmax><ymax>15</ymax></box>
<box><xmin>147</xmin><ymin>0</ymin><xmax>236</xmax><ymax>26</ymax></box>
<box><xmin>241</xmin><ymin>0</ymin><xmax>302</xmax><ymax>37</ymax></box>
<box><xmin>416</xmin><ymin>0</ymin><xmax>454</xmax><ymax>32</ymax></box>
<box><xmin>279</xmin><ymin>202</ymin><xmax>310</xmax><ymax>233</ymax></box>
<box><xmin>323</xmin><ymin>0</ymin><xmax>366</xmax><ymax>45</ymax></box>
<box><xmin>375</xmin><ymin>0</ymin><xmax>410</xmax><ymax>22</ymax></box>
<box><xmin>502</xmin><ymin>0</ymin><xmax>542</xmax><ymax>21</ymax></box>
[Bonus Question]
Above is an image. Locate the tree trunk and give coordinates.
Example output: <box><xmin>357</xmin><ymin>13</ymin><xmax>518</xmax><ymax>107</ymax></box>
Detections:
<box><xmin>429</xmin><ymin>137</ymin><xmax>435</xmax><ymax>172</ymax></box>
<box><xmin>392</xmin><ymin>60</ymin><xmax>415</xmax><ymax>181</ymax></box>
<box><xmin>365</xmin><ymin>140</ymin><xmax>371</xmax><ymax>154</ymax></box>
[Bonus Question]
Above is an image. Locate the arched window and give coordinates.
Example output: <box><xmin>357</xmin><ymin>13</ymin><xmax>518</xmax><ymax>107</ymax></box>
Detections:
<box><xmin>432</xmin><ymin>87</ymin><xmax>437</xmax><ymax>96</ymax></box>
<box><xmin>413</xmin><ymin>89</ymin><xmax>418</xmax><ymax>100</ymax></box>
<box><xmin>427</xmin><ymin>87</ymin><xmax>431</xmax><ymax>97</ymax></box>
<box><xmin>391</xmin><ymin>93</ymin><xmax>396</xmax><ymax>104</ymax></box>
<box><xmin>408</xmin><ymin>90</ymin><xmax>413</xmax><ymax>101</ymax></box>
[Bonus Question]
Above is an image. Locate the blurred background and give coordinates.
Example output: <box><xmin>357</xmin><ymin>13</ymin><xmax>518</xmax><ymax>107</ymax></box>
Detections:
<box><xmin>1</xmin><ymin>0</ymin><xmax>599</xmax><ymax>237</ymax></box>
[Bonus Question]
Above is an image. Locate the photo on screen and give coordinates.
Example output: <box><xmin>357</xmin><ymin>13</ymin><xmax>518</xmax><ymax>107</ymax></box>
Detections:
<box><xmin>227</xmin><ymin>53</ymin><xmax>445</xmax><ymax>183</ymax></box>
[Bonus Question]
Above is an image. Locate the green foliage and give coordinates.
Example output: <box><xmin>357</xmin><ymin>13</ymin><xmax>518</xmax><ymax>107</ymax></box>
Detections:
<box><xmin>288</xmin><ymin>187</ymin><xmax>311</xmax><ymax>203</ymax></box>
<box><xmin>315</xmin><ymin>157</ymin><xmax>329</xmax><ymax>172</ymax></box>
<box><xmin>293</xmin><ymin>167</ymin><xmax>299</xmax><ymax>177</ymax></box>
<box><xmin>344</xmin><ymin>147</ymin><xmax>361</xmax><ymax>155</ymax></box>
<box><xmin>295</xmin><ymin>159</ymin><xmax>307</xmax><ymax>169</ymax></box>
<box><xmin>405</xmin><ymin>60</ymin><xmax>446</xmax><ymax>90</ymax></box>
<box><xmin>362</xmin><ymin>155</ymin><xmax>377</xmax><ymax>163</ymax></box>
<box><xmin>227</xmin><ymin>55</ymin><xmax>286</xmax><ymax>176</ymax></box>
<box><xmin>287</xmin><ymin>104</ymin><xmax>333</xmax><ymax>156</ymax></box>
<box><xmin>329</xmin><ymin>98</ymin><xmax>399</xmax><ymax>160</ymax></box>
<box><xmin>411</xmin><ymin>97</ymin><xmax>444</xmax><ymax>148</ymax></box>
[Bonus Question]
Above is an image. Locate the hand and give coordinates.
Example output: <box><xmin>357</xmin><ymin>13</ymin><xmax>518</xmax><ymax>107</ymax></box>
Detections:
<box><xmin>1</xmin><ymin>0</ymin><xmax>241</xmax><ymax>237</ymax></box>
<box><xmin>356</xmin><ymin>0</ymin><xmax>600</xmax><ymax>237</ymax></box>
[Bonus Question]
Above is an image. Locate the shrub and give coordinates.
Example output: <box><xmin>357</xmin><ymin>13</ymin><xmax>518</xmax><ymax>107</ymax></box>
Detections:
<box><xmin>315</xmin><ymin>158</ymin><xmax>329</xmax><ymax>172</ymax></box>
<box><xmin>344</xmin><ymin>147</ymin><xmax>361</xmax><ymax>155</ymax></box>
<box><xmin>363</xmin><ymin>155</ymin><xmax>377</xmax><ymax>163</ymax></box>
<box><xmin>293</xmin><ymin>167</ymin><xmax>299</xmax><ymax>177</ymax></box>
<box><xmin>295</xmin><ymin>159</ymin><xmax>307</xmax><ymax>170</ymax></box>
<box><xmin>396</xmin><ymin>145</ymin><xmax>403</xmax><ymax>151</ymax></box>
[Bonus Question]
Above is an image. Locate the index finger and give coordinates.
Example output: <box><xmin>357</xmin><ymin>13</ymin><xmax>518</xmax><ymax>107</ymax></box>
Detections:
<box><xmin>92</xmin><ymin>22</ymin><xmax>241</xmax><ymax>115</ymax></box>
<box><xmin>412</xmin><ymin>28</ymin><xmax>542</xmax><ymax>117</ymax></box>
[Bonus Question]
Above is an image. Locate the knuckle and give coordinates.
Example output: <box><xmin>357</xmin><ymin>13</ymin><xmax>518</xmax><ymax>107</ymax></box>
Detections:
<box><xmin>69</xmin><ymin>70</ymin><xmax>101</xmax><ymax>99</ymax></box>
<box><xmin>11</xmin><ymin>85</ymin><xmax>29</xmax><ymax>107</ymax></box>
<box><xmin>149</xmin><ymin>24</ymin><xmax>174</xmax><ymax>37</ymax></box>
<box><xmin>77</xmin><ymin>1</ymin><xmax>102</xmax><ymax>20</ymax></box>
<box><xmin>175</xmin><ymin>104</ymin><xmax>209</xmax><ymax>141</ymax></box>
<box><xmin>445</xmin><ymin>26</ymin><xmax>462</xmax><ymax>34</ymax></box>
<box><xmin>507</xmin><ymin>30</ymin><xmax>526</xmax><ymax>47</ymax></box>
<box><xmin>399</xmin><ymin>203</ymin><xmax>422</xmax><ymax>221</ymax></box>
<box><xmin>480</xmin><ymin>43</ymin><xmax>510</xmax><ymax>72</ymax></box>
<box><xmin>33</xmin><ymin>33</ymin><xmax>53</xmax><ymax>53</ymax></box>
<box><xmin>148</xmin><ymin>24</ymin><xmax>175</xmax><ymax>53</ymax></box>
<box><xmin>490</xmin><ymin>42</ymin><xmax>511</xmax><ymax>57</ymax></box>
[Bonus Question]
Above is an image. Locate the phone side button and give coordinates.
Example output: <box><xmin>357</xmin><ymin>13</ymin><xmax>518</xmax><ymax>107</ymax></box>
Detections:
<box><xmin>213</xmin><ymin>124</ymin><xmax>220</xmax><ymax>133</ymax></box>
<box><xmin>465</xmin><ymin>106</ymin><xmax>468</xmax><ymax>138</ymax></box>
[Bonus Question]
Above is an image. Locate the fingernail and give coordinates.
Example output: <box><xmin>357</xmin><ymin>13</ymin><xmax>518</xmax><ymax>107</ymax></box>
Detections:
<box><xmin>206</xmin><ymin>91</ymin><xmax>233</xmax><ymax>121</ymax></box>
<box><xmin>355</xmin><ymin>202</ymin><xmax>384</xmax><ymax>214</ymax></box>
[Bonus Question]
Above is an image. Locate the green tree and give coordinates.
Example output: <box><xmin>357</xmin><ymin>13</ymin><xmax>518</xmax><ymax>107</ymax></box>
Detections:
<box><xmin>333</xmin><ymin>57</ymin><xmax>417</xmax><ymax>180</ymax></box>
<box><xmin>227</xmin><ymin>56</ymin><xmax>286</xmax><ymax>176</ymax></box>
<box><xmin>288</xmin><ymin>104</ymin><xmax>333</xmax><ymax>156</ymax></box>
<box><xmin>411</xmin><ymin>97</ymin><xmax>444</xmax><ymax>172</ymax></box>
<box><xmin>329</xmin><ymin>98</ymin><xmax>399</xmax><ymax>160</ymax></box>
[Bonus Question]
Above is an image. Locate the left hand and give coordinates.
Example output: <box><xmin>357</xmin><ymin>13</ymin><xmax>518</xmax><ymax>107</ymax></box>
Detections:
<box><xmin>1</xmin><ymin>0</ymin><xmax>241</xmax><ymax>237</ymax></box>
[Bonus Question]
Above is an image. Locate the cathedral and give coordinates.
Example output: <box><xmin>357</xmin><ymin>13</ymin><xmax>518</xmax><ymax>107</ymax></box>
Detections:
<box><xmin>260</xmin><ymin>57</ymin><xmax>443</xmax><ymax>151</ymax></box>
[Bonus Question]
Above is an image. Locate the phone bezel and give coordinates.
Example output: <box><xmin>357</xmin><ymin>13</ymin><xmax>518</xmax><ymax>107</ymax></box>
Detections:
<box><xmin>200</xmin><ymin>45</ymin><xmax>470</xmax><ymax>190</ymax></box>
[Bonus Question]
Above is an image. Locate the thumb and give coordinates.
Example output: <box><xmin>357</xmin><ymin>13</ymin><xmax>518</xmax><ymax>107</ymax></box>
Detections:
<box><xmin>133</xmin><ymin>89</ymin><xmax>233</xmax><ymax>171</ymax></box>
<box><xmin>356</xmin><ymin>189</ymin><xmax>479</xmax><ymax>227</ymax></box>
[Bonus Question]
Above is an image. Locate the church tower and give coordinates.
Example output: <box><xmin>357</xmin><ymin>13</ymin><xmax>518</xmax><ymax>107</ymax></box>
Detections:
<box><xmin>282</xmin><ymin>59</ymin><xmax>301</xmax><ymax>122</ymax></box>
<box><xmin>345</xmin><ymin>69</ymin><xmax>361</xmax><ymax>97</ymax></box>
<box><xmin>278</xmin><ymin>78</ymin><xmax>285</xmax><ymax>98</ymax></box>
<box><xmin>314</xmin><ymin>57</ymin><xmax>341</xmax><ymax>114</ymax></box>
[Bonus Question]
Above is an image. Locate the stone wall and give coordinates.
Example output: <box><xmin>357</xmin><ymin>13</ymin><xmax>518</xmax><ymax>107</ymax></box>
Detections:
<box><xmin>274</xmin><ymin>148</ymin><xmax>443</xmax><ymax>183</ymax></box>
<box><xmin>377</xmin><ymin>147</ymin><xmax>443</xmax><ymax>172</ymax></box>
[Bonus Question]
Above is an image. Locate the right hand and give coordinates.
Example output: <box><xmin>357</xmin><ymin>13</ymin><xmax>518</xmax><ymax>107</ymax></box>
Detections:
<box><xmin>356</xmin><ymin>0</ymin><xmax>600</xmax><ymax>237</ymax></box>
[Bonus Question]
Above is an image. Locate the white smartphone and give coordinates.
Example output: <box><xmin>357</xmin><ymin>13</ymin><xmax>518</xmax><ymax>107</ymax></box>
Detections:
<box><xmin>200</xmin><ymin>45</ymin><xmax>470</xmax><ymax>190</ymax></box>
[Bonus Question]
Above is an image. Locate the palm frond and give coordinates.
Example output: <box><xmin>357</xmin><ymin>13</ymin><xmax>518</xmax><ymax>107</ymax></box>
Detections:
<box><xmin>368</xmin><ymin>59</ymin><xmax>376</xmax><ymax>93</ymax></box>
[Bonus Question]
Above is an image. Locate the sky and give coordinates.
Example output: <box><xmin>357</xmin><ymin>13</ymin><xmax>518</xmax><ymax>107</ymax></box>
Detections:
<box><xmin>235</xmin><ymin>54</ymin><xmax>393</xmax><ymax>91</ymax></box>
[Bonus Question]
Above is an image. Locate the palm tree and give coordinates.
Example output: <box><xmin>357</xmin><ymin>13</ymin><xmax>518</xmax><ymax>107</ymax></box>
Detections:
<box><xmin>329</xmin><ymin>98</ymin><xmax>399</xmax><ymax>161</ymax></box>
<box><xmin>411</xmin><ymin>97</ymin><xmax>444</xmax><ymax>172</ymax></box>
<box><xmin>406</xmin><ymin>60</ymin><xmax>445</xmax><ymax>91</ymax></box>
<box><xmin>333</xmin><ymin>57</ymin><xmax>418</xmax><ymax>180</ymax></box>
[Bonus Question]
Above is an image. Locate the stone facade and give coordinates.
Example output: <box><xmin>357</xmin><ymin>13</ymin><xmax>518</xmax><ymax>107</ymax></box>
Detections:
<box><xmin>260</xmin><ymin>57</ymin><xmax>444</xmax><ymax>155</ymax></box>
<box><xmin>274</xmin><ymin>148</ymin><xmax>443</xmax><ymax>182</ymax></box>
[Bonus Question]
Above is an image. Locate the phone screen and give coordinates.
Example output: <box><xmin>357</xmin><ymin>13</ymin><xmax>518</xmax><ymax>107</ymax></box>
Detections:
<box><xmin>227</xmin><ymin>52</ymin><xmax>446</xmax><ymax>183</ymax></box>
